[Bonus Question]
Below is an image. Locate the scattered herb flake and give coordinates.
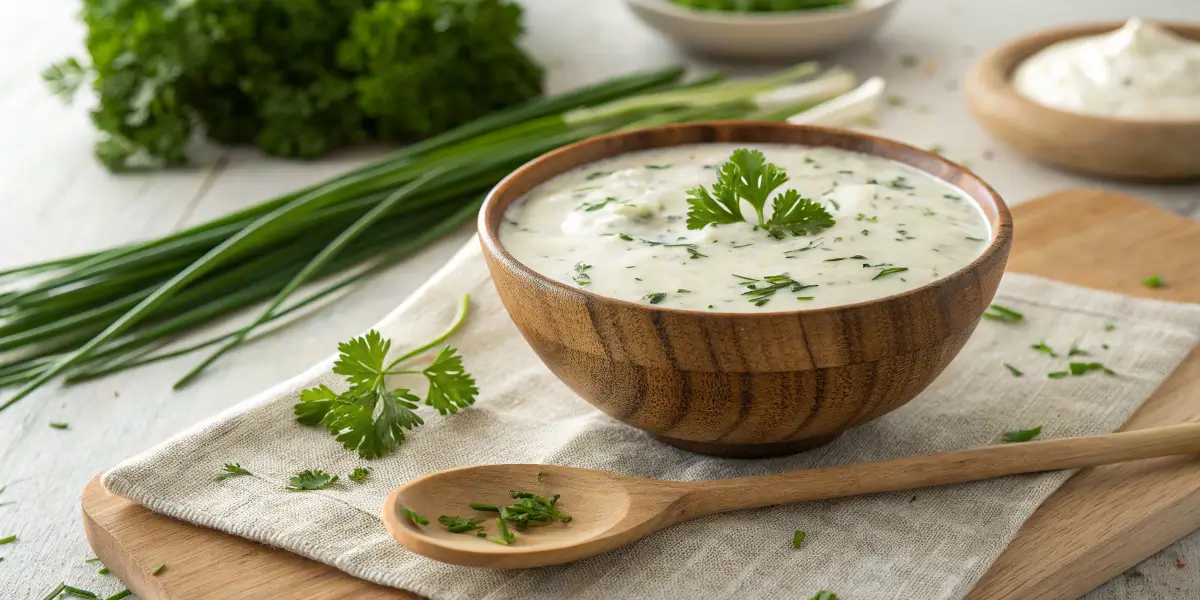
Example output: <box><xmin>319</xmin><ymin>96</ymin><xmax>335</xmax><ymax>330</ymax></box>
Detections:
<box><xmin>1104</xmin><ymin>322</ymin><xmax>1116</xmax><ymax>331</ymax></box>
<box><xmin>572</xmin><ymin>262</ymin><xmax>592</xmax><ymax>287</ymax></box>
<box><xmin>49</xmin><ymin>422</ymin><xmax>69</xmax><ymax>430</ymax></box>
<box><xmin>1048</xmin><ymin>371</ymin><xmax>1070</xmax><ymax>379</ymax></box>
<box><xmin>965</xmin><ymin>236</ymin><xmax>986</xmax><ymax>242</ymax></box>
<box><xmin>62</xmin><ymin>585</ymin><xmax>98</xmax><ymax>599</ymax></box>
<box><xmin>215</xmin><ymin>463</ymin><xmax>252</xmax><ymax>481</ymax></box>
<box><xmin>1141</xmin><ymin>275</ymin><xmax>1165</xmax><ymax>288</ymax></box>
<box><xmin>982</xmin><ymin>305</ymin><xmax>1023</xmax><ymax>323</ymax></box>
<box><xmin>98</xmin><ymin>567</ymin><xmax>109</xmax><ymax>575</ymax></box>
<box><xmin>537</xmin><ymin>471</ymin><xmax>546</xmax><ymax>482</ymax></box>
<box><xmin>886</xmin><ymin>93</ymin><xmax>906</xmax><ymax>106</ymax></box>
<box><xmin>151</xmin><ymin>563</ymin><xmax>166</xmax><ymax>575</ymax></box>
<box><xmin>809</xmin><ymin>592</ymin><xmax>839</xmax><ymax>600</ymax></box>
<box><xmin>687</xmin><ymin>247</ymin><xmax>707</xmax><ymax>259</ymax></box>
<box><xmin>1031</xmin><ymin>341</ymin><xmax>1058</xmax><ymax>358</ymax></box>
<box><xmin>1004</xmin><ymin>363</ymin><xmax>1023</xmax><ymax>377</ymax></box>
<box><xmin>793</xmin><ymin>530</ymin><xmax>806</xmax><ymax>549</ymax></box>
<box><xmin>1069</xmin><ymin>362</ymin><xmax>1115</xmax><ymax>376</ymax></box>
<box><xmin>348</xmin><ymin>467</ymin><xmax>371</xmax><ymax>483</ymax></box>
<box><xmin>644</xmin><ymin>292</ymin><xmax>667</xmax><ymax>305</ymax></box>
<box><xmin>586</xmin><ymin>171</ymin><xmax>612</xmax><ymax>180</ymax></box>
<box><xmin>1002</xmin><ymin>425</ymin><xmax>1042</xmax><ymax>443</ymax></box>
<box><xmin>1068</xmin><ymin>344</ymin><xmax>1089</xmax><ymax>357</ymax></box>
<box><xmin>286</xmin><ymin>470</ymin><xmax>338</xmax><ymax>491</ymax></box>
<box><xmin>645</xmin><ymin>164</ymin><xmax>671</xmax><ymax>170</ymax></box>
<box><xmin>900</xmin><ymin>54</ymin><xmax>919</xmax><ymax>68</ymax></box>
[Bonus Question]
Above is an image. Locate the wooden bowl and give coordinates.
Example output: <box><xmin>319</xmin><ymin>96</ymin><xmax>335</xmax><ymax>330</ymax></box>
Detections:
<box><xmin>478</xmin><ymin>122</ymin><xmax>1012</xmax><ymax>458</ymax></box>
<box><xmin>966</xmin><ymin>22</ymin><xmax>1200</xmax><ymax>181</ymax></box>
<box><xmin>623</xmin><ymin>0</ymin><xmax>902</xmax><ymax>61</ymax></box>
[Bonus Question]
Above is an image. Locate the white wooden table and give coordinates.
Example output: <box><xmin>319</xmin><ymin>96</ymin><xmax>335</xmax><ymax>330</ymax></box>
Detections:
<box><xmin>2</xmin><ymin>0</ymin><xmax>1198</xmax><ymax>597</ymax></box>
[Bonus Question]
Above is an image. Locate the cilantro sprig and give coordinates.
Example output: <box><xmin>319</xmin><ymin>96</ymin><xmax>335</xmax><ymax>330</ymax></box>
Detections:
<box><xmin>686</xmin><ymin>149</ymin><xmax>835</xmax><ymax>238</ymax></box>
<box><xmin>215</xmin><ymin>463</ymin><xmax>253</xmax><ymax>481</ymax></box>
<box><xmin>294</xmin><ymin>295</ymin><xmax>478</xmax><ymax>459</ymax></box>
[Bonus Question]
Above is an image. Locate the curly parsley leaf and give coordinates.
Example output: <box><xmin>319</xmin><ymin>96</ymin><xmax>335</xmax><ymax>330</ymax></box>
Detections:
<box><xmin>422</xmin><ymin>347</ymin><xmax>479</xmax><ymax>415</ymax></box>
<box><xmin>287</xmin><ymin>470</ymin><xmax>339</xmax><ymax>491</ymax></box>
<box><xmin>215</xmin><ymin>463</ymin><xmax>253</xmax><ymax>482</ymax></box>
<box><xmin>1002</xmin><ymin>426</ymin><xmax>1043</xmax><ymax>443</ymax></box>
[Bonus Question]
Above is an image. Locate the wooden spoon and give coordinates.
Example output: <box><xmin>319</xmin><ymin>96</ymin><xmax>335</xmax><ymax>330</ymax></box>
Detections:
<box><xmin>382</xmin><ymin>422</ymin><xmax>1200</xmax><ymax>568</ymax></box>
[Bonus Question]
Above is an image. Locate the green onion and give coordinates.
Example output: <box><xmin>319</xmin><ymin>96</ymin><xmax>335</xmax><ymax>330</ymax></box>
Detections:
<box><xmin>0</xmin><ymin>63</ymin><xmax>846</xmax><ymax>410</ymax></box>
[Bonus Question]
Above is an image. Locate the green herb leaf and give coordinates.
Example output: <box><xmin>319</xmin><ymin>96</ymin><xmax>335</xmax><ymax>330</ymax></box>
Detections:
<box><xmin>49</xmin><ymin>422</ymin><xmax>69</xmax><ymax>430</ymax></box>
<box><xmin>0</xmin><ymin>534</ymin><xmax>15</xmax><ymax>544</ymax></box>
<box><xmin>1031</xmin><ymin>341</ymin><xmax>1057</xmax><ymax>358</ymax></box>
<box><xmin>1068</xmin><ymin>344</ymin><xmax>1089</xmax><ymax>357</ymax></box>
<box><xmin>1141</xmin><ymin>275</ymin><xmax>1165</xmax><ymax>288</ymax></box>
<box><xmin>644</xmin><ymin>292</ymin><xmax>668</xmax><ymax>305</ymax></box>
<box><xmin>286</xmin><ymin>470</ymin><xmax>338</xmax><ymax>491</ymax></box>
<box><xmin>105</xmin><ymin>590</ymin><xmax>133</xmax><ymax>600</ymax></box>
<box><xmin>1002</xmin><ymin>425</ymin><xmax>1042</xmax><ymax>443</ymax></box>
<box><xmin>1104</xmin><ymin>322</ymin><xmax>1116</xmax><ymax>331</ymax></box>
<box><xmin>348</xmin><ymin>467</ymin><xmax>371</xmax><ymax>483</ymax></box>
<box><xmin>152</xmin><ymin>562</ymin><xmax>166</xmax><ymax>575</ymax></box>
<box><xmin>401</xmin><ymin>506</ymin><xmax>429</xmax><ymax>526</ymax></box>
<box><xmin>1048</xmin><ymin>371</ymin><xmax>1070</xmax><ymax>379</ymax></box>
<box><xmin>735</xmin><ymin>274</ymin><xmax>817</xmax><ymax>307</ymax></box>
<box><xmin>793</xmin><ymin>530</ymin><xmax>806</xmax><ymax>549</ymax></box>
<box><xmin>422</xmin><ymin>347</ymin><xmax>479</xmax><ymax>415</ymax></box>
<box><xmin>1004</xmin><ymin>363</ymin><xmax>1023</xmax><ymax>377</ymax></box>
<box><xmin>765</xmin><ymin>190</ymin><xmax>835</xmax><ymax>239</ymax></box>
<box><xmin>215</xmin><ymin>463</ymin><xmax>253</xmax><ymax>481</ymax></box>
<box><xmin>809</xmin><ymin>592</ymin><xmax>839</xmax><ymax>600</ymax></box>
<box><xmin>537</xmin><ymin>471</ymin><xmax>546</xmax><ymax>482</ymax></box>
<box><xmin>983</xmin><ymin>304</ymin><xmax>1023</xmax><ymax>323</ymax></box>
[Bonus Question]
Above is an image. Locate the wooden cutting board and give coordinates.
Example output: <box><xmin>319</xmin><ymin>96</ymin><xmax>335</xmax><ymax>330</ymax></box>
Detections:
<box><xmin>82</xmin><ymin>188</ymin><xmax>1200</xmax><ymax>600</ymax></box>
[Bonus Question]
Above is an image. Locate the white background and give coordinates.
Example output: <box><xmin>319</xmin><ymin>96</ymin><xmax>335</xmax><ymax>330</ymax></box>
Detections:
<box><xmin>1</xmin><ymin>0</ymin><xmax>1198</xmax><ymax>597</ymax></box>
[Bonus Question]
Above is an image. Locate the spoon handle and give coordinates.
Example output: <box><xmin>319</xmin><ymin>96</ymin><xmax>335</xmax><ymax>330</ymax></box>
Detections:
<box><xmin>679</xmin><ymin>422</ymin><xmax>1200</xmax><ymax>517</ymax></box>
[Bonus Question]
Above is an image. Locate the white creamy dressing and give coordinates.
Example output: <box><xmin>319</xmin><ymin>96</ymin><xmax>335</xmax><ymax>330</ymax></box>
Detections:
<box><xmin>1012</xmin><ymin>18</ymin><xmax>1200</xmax><ymax>120</ymax></box>
<box><xmin>499</xmin><ymin>143</ymin><xmax>990</xmax><ymax>312</ymax></box>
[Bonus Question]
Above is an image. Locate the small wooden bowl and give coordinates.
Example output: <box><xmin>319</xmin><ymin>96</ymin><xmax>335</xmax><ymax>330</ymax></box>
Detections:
<box><xmin>623</xmin><ymin>0</ymin><xmax>902</xmax><ymax>61</ymax></box>
<box><xmin>478</xmin><ymin>123</ymin><xmax>1012</xmax><ymax>458</ymax></box>
<box><xmin>966</xmin><ymin>22</ymin><xmax>1200</xmax><ymax>181</ymax></box>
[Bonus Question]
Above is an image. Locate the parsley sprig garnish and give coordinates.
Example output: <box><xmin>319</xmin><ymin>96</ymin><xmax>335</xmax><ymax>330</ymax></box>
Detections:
<box><xmin>294</xmin><ymin>296</ymin><xmax>477</xmax><ymax>459</ymax></box>
<box><xmin>685</xmin><ymin>149</ymin><xmax>834</xmax><ymax>239</ymax></box>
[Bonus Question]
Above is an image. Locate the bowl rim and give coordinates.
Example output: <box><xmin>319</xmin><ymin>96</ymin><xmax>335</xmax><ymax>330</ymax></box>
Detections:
<box><xmin>970</xmin><ymin>20</ymin><xmax>1200</xmax><ymax>128</ymax></box>
<box><xmin>479</xmin><ymin>121</ymin><xmax>1012</xmax><ymax>318</ymax></box>
<box><xmin>623</xmin><ymin>0</ymin><xmax>899</xmax><ymax>24</ymax></box>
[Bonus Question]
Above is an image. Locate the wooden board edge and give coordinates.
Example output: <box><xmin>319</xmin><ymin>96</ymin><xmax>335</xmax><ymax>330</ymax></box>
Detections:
<box><xmin>82</xmin><ymin>474</ymin><xmax>415</xmax><ymax>600</ymax></box>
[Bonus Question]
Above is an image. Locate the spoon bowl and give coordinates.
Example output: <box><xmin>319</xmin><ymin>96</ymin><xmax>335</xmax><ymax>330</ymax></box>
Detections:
<box><xmin>382</xmin><ymin>465</ymin><xmax>684</xmax><ymax>568</ymax></box>
<box><xmin>383</xmin><ymin>423</ymin><xmax>1200</xmax><ymax>568</ymax></box>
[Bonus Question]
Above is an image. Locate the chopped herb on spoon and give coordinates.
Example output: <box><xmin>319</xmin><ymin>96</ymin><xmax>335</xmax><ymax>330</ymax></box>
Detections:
<box><xmin>439</xmin><ymin>516</ymin><xmax>486</xmax><ymax>534</ymax></box>
<box><xmin>400</xmin><ymin>506</ymin><xmax>429</xmax><ymax>527</ymax></box>
<box><xmin>1002</xmin><ymin>425</ymin><xmax>1042</xmax><ymax>443</ymax></box>
<box><xmin>1141</xmin><ymin>275</ymin><xmax>1165</xmax><ymax>288</ymax></box>
<box><xmin>489</xmin><ymin>518</ymin><xmax>516</xmax><ymax>545</ymax></box>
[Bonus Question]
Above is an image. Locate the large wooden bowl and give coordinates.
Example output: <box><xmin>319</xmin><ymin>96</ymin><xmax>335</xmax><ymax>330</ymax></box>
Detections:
<box><xmin>966</xmin><ymin>22</ymin><xmax>1200</xmax><ymax>181</ymax></box>
<box><xmin>478</xmin><ymin>123</ymin><xmax>1012</xmax><ymax>457</ymax></box>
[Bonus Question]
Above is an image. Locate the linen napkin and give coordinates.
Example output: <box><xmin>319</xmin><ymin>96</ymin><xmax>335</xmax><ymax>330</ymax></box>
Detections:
<box><xmin>104</xmin><ymin>239</ymin><xmax>1200</xmax><ymax>600</ymax></box>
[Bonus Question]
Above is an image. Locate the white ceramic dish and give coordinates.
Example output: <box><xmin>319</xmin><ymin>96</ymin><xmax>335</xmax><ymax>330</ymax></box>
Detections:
<box><xmin>624</xmin><ymin>0</ymin><xmax>902</xmax><ymax>61</ymax></box>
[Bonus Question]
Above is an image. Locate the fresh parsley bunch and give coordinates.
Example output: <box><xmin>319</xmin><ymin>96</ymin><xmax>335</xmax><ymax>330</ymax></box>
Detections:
<box><xmin>294</xmin><ymin>330</ymin><xmax>478</xmax><ymax>459</ymax></box>
<box><xmin>686</xmin><ymin>148</ymin><xmax>835</xmax><ymax>239</ymax></box>
<box><xmin>43</xmin><ymin>0</ymin><xmax>543</xmax><ymax>171</ymax></box>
